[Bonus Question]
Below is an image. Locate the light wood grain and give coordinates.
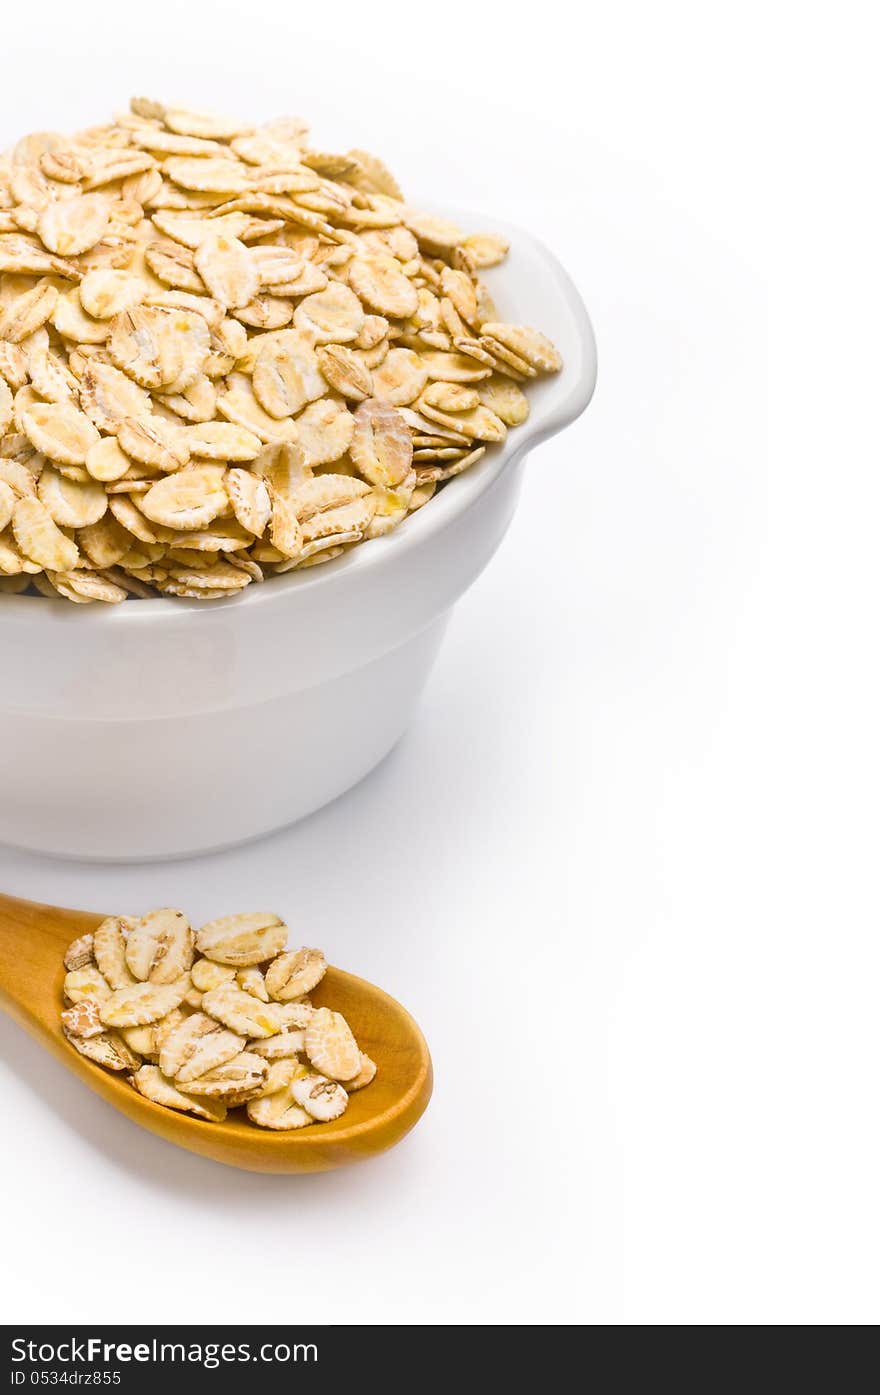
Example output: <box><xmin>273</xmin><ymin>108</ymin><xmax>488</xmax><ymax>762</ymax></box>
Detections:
<box><xmin>0</xmin><ymin>892</ymin><xmax>432</xmax><ymax>1174</ymax></box>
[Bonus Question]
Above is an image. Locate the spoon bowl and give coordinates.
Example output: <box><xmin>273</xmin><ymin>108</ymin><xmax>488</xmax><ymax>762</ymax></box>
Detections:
<box><xmin>0</xmin><ymin>893</ymin><xmax>433</xmax><ymax>1173</ymax></box>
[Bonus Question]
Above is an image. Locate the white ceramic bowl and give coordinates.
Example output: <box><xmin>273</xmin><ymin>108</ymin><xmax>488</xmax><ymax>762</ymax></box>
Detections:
<box><xmin>0</xmin><ymin>215</ymin><xmax>597</xmax><ymax>860</ymax></box>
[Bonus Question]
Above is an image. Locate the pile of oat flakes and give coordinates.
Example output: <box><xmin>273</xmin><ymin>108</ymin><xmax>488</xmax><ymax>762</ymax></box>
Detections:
<box><xmin>62</xmin><ymin>909</ymin><xmax>374</xmax><ymax>1128</ymax></box>
<box><xmin>0</xmin><ymin>98</ymin><xmax>562</xmax><ymax>602</ymax></box>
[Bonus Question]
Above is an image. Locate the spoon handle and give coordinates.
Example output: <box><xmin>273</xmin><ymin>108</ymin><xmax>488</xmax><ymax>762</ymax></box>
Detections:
<box><xmin>0</xmin><ymin>892</ymin><xmax>100</xmax><ymax>1022</ymax></box>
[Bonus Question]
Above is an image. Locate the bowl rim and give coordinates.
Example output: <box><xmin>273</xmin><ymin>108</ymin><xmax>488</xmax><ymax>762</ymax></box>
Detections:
<box><xmin>0</xmin><ymin>213</ymin><xmax>596</xmax><ymax>627</ymax></box>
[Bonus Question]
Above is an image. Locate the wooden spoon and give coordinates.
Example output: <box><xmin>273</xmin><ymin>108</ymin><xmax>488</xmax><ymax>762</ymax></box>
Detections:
<box><xmin>0</xmin><ymin>892</ymin><xmax>432</xmax><ymax>1174</ymax></box>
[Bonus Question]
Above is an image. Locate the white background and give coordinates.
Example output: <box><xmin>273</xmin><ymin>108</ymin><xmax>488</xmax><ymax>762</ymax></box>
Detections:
<box><xmin>1</xmin><ymin>0</ymin><xmax>875</xmax><ymax>1326</ymax></box>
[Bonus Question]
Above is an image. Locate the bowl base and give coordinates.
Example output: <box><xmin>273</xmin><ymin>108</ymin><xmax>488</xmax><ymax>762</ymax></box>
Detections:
<box><xmin>0</xmin><ymin>614</ymin><xmax>450</xmax><ymax>862</ymax></box>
